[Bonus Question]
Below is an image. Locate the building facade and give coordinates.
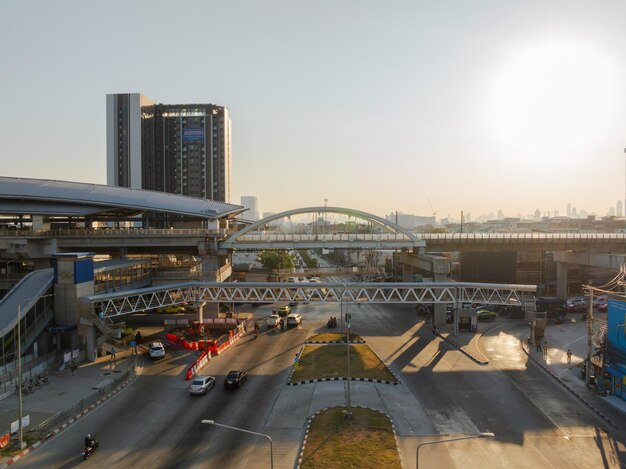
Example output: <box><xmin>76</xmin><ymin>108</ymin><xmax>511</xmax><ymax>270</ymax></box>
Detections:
<box><xmin>240</xmin><ymin>196</ymin><xmax>259</xmax><ymax>220</ymax></box>
<box><xmin>107</xmin><ymin>93</ymin><xmax>232</xmax><ymax>203</ymax></box>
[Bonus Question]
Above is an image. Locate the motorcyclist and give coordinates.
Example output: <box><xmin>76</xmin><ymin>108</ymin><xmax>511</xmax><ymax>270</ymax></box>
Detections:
<box><xmin>85</xmin><ymin>434</ymin><xmax>96</xmax><ymax>449</ymax></box>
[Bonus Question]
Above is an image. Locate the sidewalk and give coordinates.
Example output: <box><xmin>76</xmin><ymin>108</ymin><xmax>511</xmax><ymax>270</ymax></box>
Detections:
<box><xmin>519</xmin><ymin>318</ymin><xmax>626</xmax><ymax>427</ymax></box>
<box><xmin>0</xmin><ymin>345</ymin><xmax>140</xmax><ymax>466</ymax></box>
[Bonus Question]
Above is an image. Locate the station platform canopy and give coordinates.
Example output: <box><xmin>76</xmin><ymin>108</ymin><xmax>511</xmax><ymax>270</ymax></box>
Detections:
<box><xmin>0</xmin><ymin>177</ymin><xmax>245</xmax><ymax>220</ymax></box>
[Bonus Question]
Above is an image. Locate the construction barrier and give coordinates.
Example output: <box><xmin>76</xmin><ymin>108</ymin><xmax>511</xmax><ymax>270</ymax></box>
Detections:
<box><xmin>185</xmin><ymin>350</ymin><xmax>212</xmax><ymax>380</ymax></box>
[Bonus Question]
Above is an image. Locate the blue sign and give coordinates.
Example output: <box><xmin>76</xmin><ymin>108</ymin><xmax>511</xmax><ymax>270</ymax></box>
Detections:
<box><xmin>183</xmin><ymin>127</ymin><xmax>205</xmax><ymax>142</ymax></box>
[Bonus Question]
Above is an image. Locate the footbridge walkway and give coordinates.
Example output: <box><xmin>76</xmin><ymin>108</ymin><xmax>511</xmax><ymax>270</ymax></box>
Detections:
<box><xmin>84</xmin><ymin>281</ymin><xmax>537</xmax><ymax>319</ymax></box>
<box><xmin>0</xmin><ymin>269</ymin><xmax>55</xmax><ymax>362</ymax></box>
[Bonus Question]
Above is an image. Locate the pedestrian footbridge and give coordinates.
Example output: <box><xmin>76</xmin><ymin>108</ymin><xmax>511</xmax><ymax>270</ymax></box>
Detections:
<box><xmin>84</xmin><ymin>281</ymin><xmax>536</xmax><ymax>319</ymax></box>
<box><xmin>0</xmin><ymin>269</ymin><xmax>55</xmax><ymax>362</ymax></box>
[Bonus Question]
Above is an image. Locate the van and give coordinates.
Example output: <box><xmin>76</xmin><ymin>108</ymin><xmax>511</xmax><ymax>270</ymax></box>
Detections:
<box><xmin>286</xmin><ymin>313</ymin><xmax>302</xmax><ymax>326</ymax></box>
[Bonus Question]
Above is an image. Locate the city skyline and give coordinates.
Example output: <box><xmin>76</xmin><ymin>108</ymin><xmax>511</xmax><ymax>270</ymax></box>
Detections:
<box><xmin>2</xmin><ymin>2</ymin><xmax>626</xmax><ymax>219</ymax></box>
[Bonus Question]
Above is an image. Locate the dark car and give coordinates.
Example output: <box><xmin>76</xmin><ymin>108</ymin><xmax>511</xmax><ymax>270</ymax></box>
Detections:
<box><xmin>224</xmin><ymin>370</ymin><xmax>248</xmax><ymax>389</ymax></box>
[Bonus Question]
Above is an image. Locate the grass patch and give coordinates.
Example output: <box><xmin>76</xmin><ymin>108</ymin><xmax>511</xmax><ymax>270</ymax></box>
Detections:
<box><xmin>291</xmin><ymin>344</ymin><xmax>396</xmax><ymax>382</ymax></box>
<box><xmin>308</xmin><ymin>332</ymin><xmax>364</xmax><ymax>342</ymax></box>
<box><xmin>300</xmin><ymin>407</ymin><xmax>402</xmax><ymax>469</ymax></box>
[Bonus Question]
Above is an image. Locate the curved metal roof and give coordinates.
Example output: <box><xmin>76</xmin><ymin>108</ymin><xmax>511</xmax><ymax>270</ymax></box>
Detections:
<box><xmin>0</xmin><ymin>177</ymin><xmax>245</xmax><ymax>220</ymax></box>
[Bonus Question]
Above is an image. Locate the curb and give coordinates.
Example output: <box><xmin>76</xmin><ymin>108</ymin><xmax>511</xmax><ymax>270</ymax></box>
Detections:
<box><xmin>288</xmin><ymin>376</ymin><xmax>399</xmax><ymax>386</ymax></box>
<box><xmin>520</xmin><ymin>336</ymin><xmax>619</xmax><ymax>430</ymax></box>
<box><xmin>426</xmin><ymin>325</ymin><xmax>489</xmax><ymax>365</ymax></box>
<box><xmin>296</xmin><ymin>405</ymin><xmax>403</xmax><ymax>469</ymax></box>
<box><xmin>305</xmin><ymin>340</ymin><xmax>366</xmax><ymax>344</ymax></box>
<box><xmin>0</xmin><ymin>360</ymin><xmax>140</xmax><ymax>468</ymax></box>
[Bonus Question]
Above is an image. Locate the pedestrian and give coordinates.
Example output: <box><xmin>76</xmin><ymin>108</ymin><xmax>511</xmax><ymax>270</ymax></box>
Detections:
<box><xmin>536</xmin><ymin>339</ymin><xmax>542</xmax><ymax>352</ymax></box>
<box><xmin>70</xmin><ymin>359</ymin><xmax>77</xmax><ymax>376</ymax></box>
<box><xmin>110</xmin><ymin>345</ymin><xmax>116</xmax><ymax>361</ymax></box>
<box><xmin>543</xmin><ymin>341</ymin><xmax>548</xmax><ymax>359</ymax></box>
<box><xmin>135</xmin><ymin>331</ymin><xmax>142</xmax><ymax>344</ymax></box>
<box><xmin>566</xmin><ymin>348</ymin><xmax>572</xmax><ymax>364</ymax></box>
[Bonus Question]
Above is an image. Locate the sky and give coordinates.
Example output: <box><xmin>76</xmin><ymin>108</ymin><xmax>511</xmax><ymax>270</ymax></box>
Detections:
<box><xmin>2</xmin><ymin>1</ymin><xmax>626</xmax><ymax>221</ymax></box>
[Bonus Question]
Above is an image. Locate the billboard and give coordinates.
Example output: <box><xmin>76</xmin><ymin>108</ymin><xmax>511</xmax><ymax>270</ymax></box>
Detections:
<box><xmin>460</xmin><ymin>251</ymin><xmax>517</xmax><ymax>284</ymax></box>
<box><xmin>183</xmin><ymin>127</ymin><xmax>205</xmax><ymax>142</ymax></box>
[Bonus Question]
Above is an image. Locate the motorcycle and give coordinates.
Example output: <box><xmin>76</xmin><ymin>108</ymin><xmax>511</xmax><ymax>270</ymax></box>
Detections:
<box><xmin>82</xmin><ymin>439</ymin><xmax>99</xmax><ymax>460</ymax></box>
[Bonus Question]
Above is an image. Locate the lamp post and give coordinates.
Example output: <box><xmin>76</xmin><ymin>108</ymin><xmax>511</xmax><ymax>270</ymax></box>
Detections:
<box><xmin>201</xmin><ymin>420</ymin><xmax>273</xmax><ymax>469</ymax></box>
<box><xmin>16</xmin><ymin>294</ymin><xmax>52</xmax><ymax>449</ymax></box>
<box><xmin>345</xmin><ymin>285</ymin><xmax>352</xmax><ymax>419</ymax></box>
<box><xmin>416</xmin><ymin>432</ymin><xmax>495</xmax><ymax>469</ymax></box>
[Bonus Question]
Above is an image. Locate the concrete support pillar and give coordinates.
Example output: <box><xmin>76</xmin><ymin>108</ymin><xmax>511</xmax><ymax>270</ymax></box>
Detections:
<box><xmin>85</xmin><ymin>324</ymin><xmax>97</xmax><ymax>361</ymax></box>
<box><xmin>196</xmin><ymin>301</ymin><xmax>218</xmax><ymax>320</ymax></box>
<box><xmin>201</xmin><ymin>255</ymin><xmax>219</xmax><ymax>273</ymax></box>
<box><xmin>432</xmin><ymin>272</ymin><xmax>448</xmax><ymax>327</ymax></box>
<box><xmin>402</xmin><ymin>265</ymin><xmax>413</xmax><ymax>282</ymax></box>
<box><xmin>556</xmin><ymin>262</ymin><xmax>568</xmax><ymax>299</ymax></box>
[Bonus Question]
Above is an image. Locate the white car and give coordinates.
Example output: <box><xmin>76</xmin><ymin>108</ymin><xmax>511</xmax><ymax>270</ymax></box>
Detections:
<box><xmin>286</xmin><ymin>313</ymin><xmax>302</xmax><ymax>326</ymax></box>
<box><xmin>149</xmin><ymin>341</ymin><xmax>166</xmax><ymax>359</ymax></box>
<box><xmin>266</xmin><ymin>314</ymin><xmax>281</xmax><ymax>328</ymax></box>
<box><xmin>189</xmin><ymin>375</ymin><xmax>216</xmax><ymax>395</ymax></box>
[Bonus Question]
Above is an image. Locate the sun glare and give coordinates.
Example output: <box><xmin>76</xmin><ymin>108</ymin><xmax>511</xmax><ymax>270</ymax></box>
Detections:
<box><xmin>485</xmin><ymin>39</ymin><xmax>617</xmax><ymax>161</ymax></box>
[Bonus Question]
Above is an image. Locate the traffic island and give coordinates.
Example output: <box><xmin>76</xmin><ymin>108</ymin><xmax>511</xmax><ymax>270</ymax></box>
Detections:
<box><xmin>288</xmin><ymin>344</ymin><xmax>398</xmax><ymax>384</ymax></box>
<box><xmin>298</xmin><ymin>406</ymin><xmax>402</xmax><ymax>469</ymax></box>
<box><xmin>306</xmin><ymin>332</ymin><xmax>365</xmax><ymax>343</ymax></box>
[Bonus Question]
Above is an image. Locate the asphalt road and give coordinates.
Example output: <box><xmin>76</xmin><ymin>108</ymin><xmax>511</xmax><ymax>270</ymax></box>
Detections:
<box><xmin>16</xmin><ymin>302</ymin><xmax>339</xmax><ymax>469</ymax></box>
<box><xmin>16</xmin><ymin>299</ymin><xmax>626</xmax><ymax>468</ymax></box>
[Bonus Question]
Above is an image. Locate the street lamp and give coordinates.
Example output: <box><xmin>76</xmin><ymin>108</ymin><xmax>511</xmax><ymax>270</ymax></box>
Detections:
<box><xmin>16</xmin><ymin>294</ymin><xmax>52</xmax><ymax>449</ymax></box>
<box><xmin>201</xmin><ymin>419</ymin><xmax>273</xmax><ymax>469</ymax></box>
<box><xmin>416</xmin><ymin>432</ymin><xmax>494</xmax><ymax>469</ymax></box>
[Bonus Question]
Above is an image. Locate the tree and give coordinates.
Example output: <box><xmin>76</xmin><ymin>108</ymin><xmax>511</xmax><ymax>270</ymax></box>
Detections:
<box><xmin>257</xmin><ymin>250</ymin><xmax>295</xmax><ymax>271</ymax></box>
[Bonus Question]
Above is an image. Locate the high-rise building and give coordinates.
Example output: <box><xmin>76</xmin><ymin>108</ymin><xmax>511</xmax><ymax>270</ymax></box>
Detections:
<box><xmin>617</xmin><ymin>200</ymin><xmax>623</xmax><ymax>218</ymax></box>
<box><xmin>240</xmin><ymin>196</ymin><xmax>259</xmax><ymax>220</ymax></box>
<box><xmin>106</xmin><ymin>93</ymin><xmax>231</xmax><ymax>202</ymax></box>
<box><xmin>566</xmin><ymin>203</ymin><xmax>572</xmax><ymax>217</ymax></box>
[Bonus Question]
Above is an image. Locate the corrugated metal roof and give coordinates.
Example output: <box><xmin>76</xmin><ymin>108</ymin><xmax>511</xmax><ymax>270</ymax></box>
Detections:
<box><xmin>0</xmin><ymin>177</ymin><xmax>245</xmax><ymax>219</ymax></box>
<box><xmin>0</xmin><ymin>268</ymin><xmax>54</xmax><ymax>337</ymax></box>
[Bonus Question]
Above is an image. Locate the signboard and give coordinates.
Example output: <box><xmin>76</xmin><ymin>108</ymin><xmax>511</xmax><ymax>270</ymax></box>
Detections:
<box><xmin>72</xmin><ymin>348</ymin><xmax>79</xmax><ymax>359</ymax></box>
<box><xmin>64</xmin><ymin>352</ymin><xmax>71</xmax><ymax>363</ymax></box>
<box><xmin>183</xmin><ymin>127</ymin><xmax>204</xmax><ymax>142</ymax></box>
<box><xmin>10</xmin><ymin>415</ymin><xmax>29</xmax><ymax>434</ymax></box>
<box><xmin>0</xmin><ymin>433</ymin><xmax>9</xmax><ymax>449</ymax></box>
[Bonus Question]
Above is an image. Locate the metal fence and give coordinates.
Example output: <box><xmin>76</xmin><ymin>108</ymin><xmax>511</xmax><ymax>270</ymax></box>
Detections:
<box><xmin>35</xmin><ymin>356</ymin><xmax>136</xmax><ymax>439</ymax></box>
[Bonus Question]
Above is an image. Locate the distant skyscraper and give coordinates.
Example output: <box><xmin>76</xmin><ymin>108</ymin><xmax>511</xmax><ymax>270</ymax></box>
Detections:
<box><xmin>107</xmin><ymin>93</ymin><xmax>232</xmax><ymax>202</ymax></box>
<box><xmin>534</xmin><ymin>208</ymin><xmax>541</xmax><ymax>220</ymax></box>
<box><xmin>617</xmin><ymin>200</ymin><xmax>623</xmax><ymax>217</ymax></box>
<box><xmin>610</xmin><ymin>207</ymin><xmax>616</xmax><ymax>216</ymax></box>
<box><xmin>497</xmin><ymin>209</ymin><xmax>504</xmax><ymax>219</ymax></box>
<box><xmin>566</xmin><ymin>203</ymin><xmax>572</xmax><ymax>217</ymax></box>
<box><xmin>240</xmin><ymin>196</ymin><xmax>259</xmax><ymax>220</ymax></box>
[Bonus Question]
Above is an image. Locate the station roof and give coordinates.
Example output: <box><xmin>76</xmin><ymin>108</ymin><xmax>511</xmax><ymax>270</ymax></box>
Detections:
<box><xmin>0</xmin><ymin>177</ymin><xmax>245</xmax><ymax>220</ymax></box>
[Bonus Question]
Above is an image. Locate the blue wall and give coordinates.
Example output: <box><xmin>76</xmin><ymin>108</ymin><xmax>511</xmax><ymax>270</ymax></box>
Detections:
<box><xmin>607</xmin><ymin>299</ymin><xmax>626</xmax><ymax>354</ymax></box>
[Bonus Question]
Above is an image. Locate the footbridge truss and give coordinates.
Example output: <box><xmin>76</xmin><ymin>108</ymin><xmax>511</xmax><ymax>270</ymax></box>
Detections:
<box><xmin>84</xmin><ymin>282</ymin><xmax>536</xmax><ymax>319</ymax></box>
<box><xmin>220</xmin><ymin>206</ymin><xmax>423</xmax><ymax>250</ymax></box>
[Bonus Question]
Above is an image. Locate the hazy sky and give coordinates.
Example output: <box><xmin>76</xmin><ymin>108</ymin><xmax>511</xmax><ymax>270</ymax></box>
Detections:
<box><xmin>2</xmin><ymin>1</ymin><xmax>626</xmax><ymax>220</ymax></box>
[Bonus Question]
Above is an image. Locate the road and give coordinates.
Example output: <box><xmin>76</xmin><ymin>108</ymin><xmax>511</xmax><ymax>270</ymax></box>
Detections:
<box><xmin>17</xmin><ymin>299</ymin><xmax>626</xmax><ymax>468</ymax></box>
<box><xmin>16</xmin><ymin>302</ymin><xmax>338</xmax><ymax>469</ymax></box>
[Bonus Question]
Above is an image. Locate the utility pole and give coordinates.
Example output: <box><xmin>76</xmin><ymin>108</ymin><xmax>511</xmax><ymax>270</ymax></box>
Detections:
<box><xmin>586</xmin><ymin>288</ymin><xmax>594</xmax><ymax>388</ymax></box>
